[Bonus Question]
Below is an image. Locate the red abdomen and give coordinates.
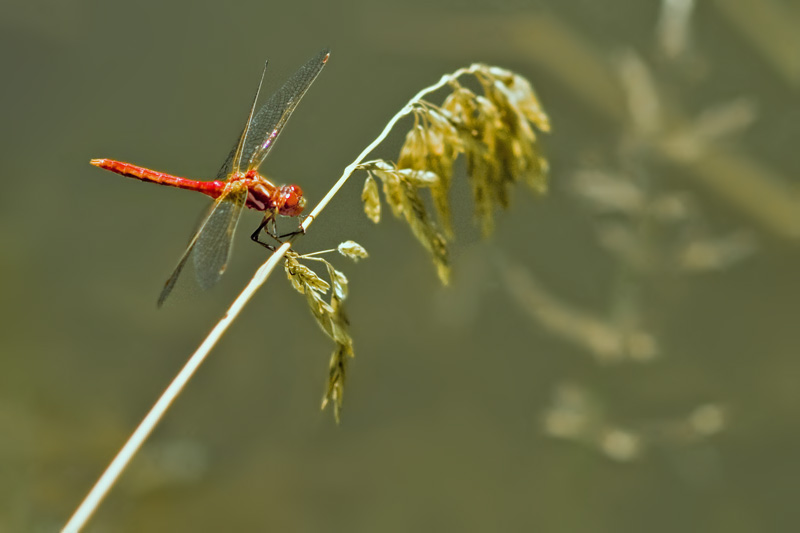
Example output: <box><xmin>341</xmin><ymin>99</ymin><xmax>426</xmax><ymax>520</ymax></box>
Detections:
<box><xmin>91</xmin><ymin>159</ymin><xmax>305</xmax><ymax>216</ymax></box>
<box><xmin>90</xmin><ymin>159</ymin><xmax>226</xmax><ymax>199</ymax></box>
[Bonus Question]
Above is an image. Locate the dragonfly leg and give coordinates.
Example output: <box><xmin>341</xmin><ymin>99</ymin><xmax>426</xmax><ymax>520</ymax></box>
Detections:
<box><xmin>251</xmin><ymin>212</ymin><xmax>309</xmax><ymax>251</ymax></box>
<box><xmin>277</xmin><ymin>215</ymin><xmax>312</xmax><ymax>239</ymax></box>
<box><xmin>250</xmin><ymin>215</ymin><xmax>278</xmax><ymax>251</ymax></box>
<box><xmin>277</xmin><ymin>227</ymin><xmax>305</xmax><ymax>239</ymax></box>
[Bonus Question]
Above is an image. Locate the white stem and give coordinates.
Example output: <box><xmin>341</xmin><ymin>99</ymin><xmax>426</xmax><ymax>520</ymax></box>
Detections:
<box><xmin>62</xmin><ymin>244</ymin><xmax>290</xmax><ymax>533</ymax></box>
<box><xmin>298</xmin><ymin>248</ymin><xmax>337</xmax><ymax>258</ymax></box>
<box><xmin>64</xmin><ymin>64</ymin><xmax>475</xmax><ymax>533</ymax></box>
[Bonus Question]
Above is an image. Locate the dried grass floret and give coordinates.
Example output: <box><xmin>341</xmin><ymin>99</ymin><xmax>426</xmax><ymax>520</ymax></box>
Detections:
<box><xmin>397</xmin><ymin>110</ymin><xmax>461</xmax><ymax>237</ymax></box>
<box><xmin>359</xmin><ymin>161</ymin><xmax>450</xmax><ymax>283</ymax></box>
<box><xmin>284</xmin><ymin>244</ymin><xmax>364</xmax><ymax>422</ymax></box>
<box><xmin>360</xmin><ymin>64</ymin><xmax>550</xmax><ymax>267</ymax></box>
<box><xmin>361</xmin><ymin>174</ymin><xmax>381</xmax><ymax>223</ymax></box>
<box><xmin>337</xmin><ymin>240</ymin><xmax>369</xmax><ymax>261</ymax></box>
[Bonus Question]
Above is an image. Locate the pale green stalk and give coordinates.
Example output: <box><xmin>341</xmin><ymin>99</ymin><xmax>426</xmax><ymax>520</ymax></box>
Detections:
<box><xmin>63</xmin><ymin>65</ymin><xmax>475</xmax><ymax>533</ymax></box>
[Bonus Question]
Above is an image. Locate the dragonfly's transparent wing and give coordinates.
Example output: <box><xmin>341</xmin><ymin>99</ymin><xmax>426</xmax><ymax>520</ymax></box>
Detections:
<box><xmin>215</xmin><ymin>62</ymin><xmax>270</xmax><ymax>180</ymax></box>
<box><xmin>215</xmin><ymin>140</ymin><xmax>238</xmax><ymax>180</ymax></box>
<box><xmin>242</xmin><ymin>48</ymin><xmax>329</xmax><ymax>171</ymax></box>
<box><xmin>192</xmin><ymin>186</ymin><xmax>247</xmax><ymax>289</ymax></box>
<box><xmin>157</xmin><ymin>185</ymin><xmax>248</xmax><ymax>307</ymax></box>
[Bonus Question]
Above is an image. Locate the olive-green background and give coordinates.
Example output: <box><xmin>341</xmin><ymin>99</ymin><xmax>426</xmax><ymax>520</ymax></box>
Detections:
<box><xmin>2</xmin><ymin>0</ymin><xmax>799</xmax><ymax>531</ymax></box>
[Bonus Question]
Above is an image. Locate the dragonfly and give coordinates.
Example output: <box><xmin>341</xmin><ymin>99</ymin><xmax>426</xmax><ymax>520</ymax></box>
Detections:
<box><xmin>92</xmin><ymin>48</ymin><xmax>330</xmax><ymax>306</ymax></box>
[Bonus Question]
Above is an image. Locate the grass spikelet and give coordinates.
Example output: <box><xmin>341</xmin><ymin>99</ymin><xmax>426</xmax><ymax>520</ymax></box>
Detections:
<box><xmin>361</xmin><ymin>174</ymin><xmax>381</xmax><ymax>223</ymax></box>
<box><xmin>359</xmin><ymin>161</ymin><xmax>451</xmax><ymax>283</ymax></box>
<box><xmin>284</xmin><ymin>244</ymin><xmax>364</xmax><ymax>422</ymax></box>
<box><xmin>337</xmin><ymin>240</ymin><xmax>369</xmax><ymax>261</ymax></box>
<box><xmin>361</xmin><ymin>64</ymin><xmax>550</xmax><ymax>263</ymax></box>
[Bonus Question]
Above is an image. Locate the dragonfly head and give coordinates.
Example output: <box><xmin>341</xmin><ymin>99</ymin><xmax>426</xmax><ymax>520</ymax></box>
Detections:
<box><xmin>276</xmin><ymin>184</ymin><xmax>306</xmax><ymax>217</ymax></box>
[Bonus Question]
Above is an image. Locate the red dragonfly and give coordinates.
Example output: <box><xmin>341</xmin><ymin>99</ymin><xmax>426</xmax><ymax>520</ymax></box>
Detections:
<box><xmin>92</xmin><ymin>49</ymin><xmax>329</xmax><ymax>306</ymax></box>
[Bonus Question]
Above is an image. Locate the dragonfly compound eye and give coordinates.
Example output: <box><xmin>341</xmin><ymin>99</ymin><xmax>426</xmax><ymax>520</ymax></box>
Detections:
<box><xmin>277</xmin><ymin>184</ymin><xmax>306</xmax><ymax>217</ymax></box>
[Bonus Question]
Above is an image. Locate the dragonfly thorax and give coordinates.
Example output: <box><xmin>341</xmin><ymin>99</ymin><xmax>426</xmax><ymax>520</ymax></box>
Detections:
<box><xmin>242</xmin><ymin>170</ymin><xmax>305</xmax><ymax>217</ymax></box>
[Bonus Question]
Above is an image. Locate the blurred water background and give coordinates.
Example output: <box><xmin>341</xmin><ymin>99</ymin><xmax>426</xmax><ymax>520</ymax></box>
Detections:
<box><xmin>1</xmin><ymin>0</ymin><xmax>799</xmax><ymax>531</ymax></box>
